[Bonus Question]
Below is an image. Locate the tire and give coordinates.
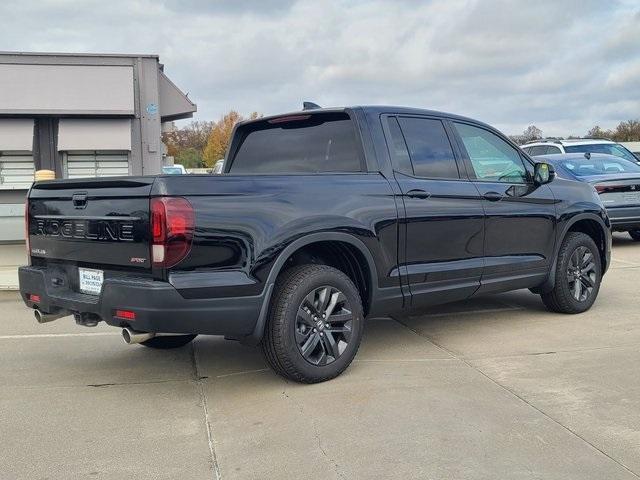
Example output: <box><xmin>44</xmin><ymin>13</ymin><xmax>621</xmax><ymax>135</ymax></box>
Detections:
<box><xmin>541</xmin><ymin>232</ymin><xmax>602</xmax><ymax>314</ymax></box>
<box><xmin>629</xmin><ymin>229</ymin><xmax>640</xmax><ymax>241</ymax></box>
<box><xmin>140</xmin><ymin>334</ymin><xmax>197</xmax><ymax>349</ymax></box>
<box><xmin>261</xmin><ymin>264</ymin><xmax>364</xmax><ymax>384</ymax></box>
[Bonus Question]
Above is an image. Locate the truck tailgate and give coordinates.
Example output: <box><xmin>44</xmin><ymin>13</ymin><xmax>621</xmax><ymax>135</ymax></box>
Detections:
<box><xmin>27</xmin><ymin>177</ymin><xmax>154</xmax><ymax>270</ymax></box>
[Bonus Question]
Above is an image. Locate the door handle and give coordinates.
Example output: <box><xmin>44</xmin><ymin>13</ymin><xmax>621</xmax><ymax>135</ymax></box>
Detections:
<box><xmin>405</xmin><ymin>189</ymin><xmax>432</xmax><ymax>199</ymax></box>
<box><xmin>482</xmin><ymin>191</ymin><xmax>503</xmax><ymax>202</ymax></box>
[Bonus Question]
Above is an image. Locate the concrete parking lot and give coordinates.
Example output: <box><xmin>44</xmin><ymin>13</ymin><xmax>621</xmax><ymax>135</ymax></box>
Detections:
<box><xmin>2</xmin><ymin>233</ymin><xmax>639</xmax><ymax>479</ymax></box>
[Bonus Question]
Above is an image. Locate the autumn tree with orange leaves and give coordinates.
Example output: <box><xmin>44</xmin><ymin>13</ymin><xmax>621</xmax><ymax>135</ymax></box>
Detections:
<box><xmin>203</xmin><ymin>111</ymin><xmax>260</xmax><ymax>167</ymax></box>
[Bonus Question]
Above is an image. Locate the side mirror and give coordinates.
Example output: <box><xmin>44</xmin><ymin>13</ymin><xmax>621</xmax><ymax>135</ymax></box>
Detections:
<box><xmin>534</xmin><ymin>162</ymin><xmax>555</xmax><ymax>185</ymax></box>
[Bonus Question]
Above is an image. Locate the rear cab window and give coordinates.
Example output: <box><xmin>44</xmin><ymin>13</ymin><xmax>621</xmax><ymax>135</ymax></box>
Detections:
<box><xmin>228</xmin><ymin>112</ymin><xmax>363</xmax><ymax>174</ymax></box>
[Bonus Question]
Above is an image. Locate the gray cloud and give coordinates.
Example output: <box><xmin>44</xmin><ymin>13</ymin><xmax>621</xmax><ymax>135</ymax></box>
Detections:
<box><xmin>0</xmin><ymin>0</ymin><xmax>638</xmax><ymax>136</ymax></box>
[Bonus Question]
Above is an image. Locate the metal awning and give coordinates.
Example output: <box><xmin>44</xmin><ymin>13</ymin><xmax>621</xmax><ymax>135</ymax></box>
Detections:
<box><xmin>0</xmin><ymin>119</ymin><xmax>34</xmax><ymax>151</ymax></box>
<box><xmin>57</xmin><ymin>119</ymin><xmax>132</xmax><ymax>151</ymax></box>
<box><xmin>159</xmin><ymin>71</ymin><xmax>197</xmax><ymax>121</ymax></box>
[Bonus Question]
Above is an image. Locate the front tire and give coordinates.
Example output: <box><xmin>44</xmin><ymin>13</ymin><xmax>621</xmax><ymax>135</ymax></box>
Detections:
<box><xmin>541</xmin><ymin>232</ymin><xmax>601</xmax><ymax>314</ymax></box>
<box><xmin>140</xmin><ymin>334</ymin><xmax>197</xmax><ymax>349</ymax></box>
<box><xmin>262</xmin><ymin>264</ymin><xmax>364</xmax><ymax>383</ymax></box>
<box><xmin>629</xmin><ymin>229</ymin><xmax>640</xmax><ymax>241</ymax></box>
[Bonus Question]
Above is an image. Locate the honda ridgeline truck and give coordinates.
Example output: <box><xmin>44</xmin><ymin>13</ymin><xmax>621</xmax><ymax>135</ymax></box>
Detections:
<box><xmin>19</xmin><ymin>106</ymin><xmax>611</xmax><ymax>383</ymax></box>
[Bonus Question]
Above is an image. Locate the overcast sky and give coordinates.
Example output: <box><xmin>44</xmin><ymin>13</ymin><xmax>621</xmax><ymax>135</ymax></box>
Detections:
<box><xmin>1</xmin><ymin>0</ymin><xmax>639</xmax><ymax>136</ymax></box>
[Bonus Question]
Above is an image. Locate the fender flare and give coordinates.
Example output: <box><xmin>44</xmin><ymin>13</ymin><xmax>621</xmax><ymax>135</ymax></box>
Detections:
<box><xmin>244</xmin><ymin>231</ymin><xmax>378</xmax><ymax>345</ymax></box>
<box><xmin>532</xmin><ymin>212</ymin><xmax>609</xmax><ymax>294</ymax></box>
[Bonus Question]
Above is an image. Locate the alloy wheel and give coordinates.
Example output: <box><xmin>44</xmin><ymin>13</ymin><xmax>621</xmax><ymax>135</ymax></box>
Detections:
<box><xmin>295</xmin><ymin>286</ymin><xmax>353</xmax><ymax>366</ymax></box>
<box><xmin>566</xmin><ymin>246</ymin><xmax>597</xmax><ymax>302</ymax></box>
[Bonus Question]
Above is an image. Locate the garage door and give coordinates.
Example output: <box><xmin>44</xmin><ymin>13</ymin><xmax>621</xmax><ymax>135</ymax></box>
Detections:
<box><xmin>0</xmin><ymin>154</ymin><xmax>35</xmax><ymax>189</ymax></box>
<box><xmin>65</xmin><ymin>152</ymin><xmax>130</xmax><ymax>179</ymax></box>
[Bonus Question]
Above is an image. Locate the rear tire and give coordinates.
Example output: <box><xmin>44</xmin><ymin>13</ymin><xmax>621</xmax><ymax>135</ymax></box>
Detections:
<box><xmin>140</xmin><ymin>334</ymin><xmax>197</xmax><ymax>349</ymax></box>
<box><xmin>262</xmin><ymin>264</ymin><xmax>364</xmax><ymax>383</ymax></box>
<box><xmin>541</xmin><ymin>232</ymin><xmax>601</xmax><ymax>314</ymax></box>
<box><xmin>629</xmin><ymin>229</ymin><xmax>640</xmax><ymax>241</ymax></box>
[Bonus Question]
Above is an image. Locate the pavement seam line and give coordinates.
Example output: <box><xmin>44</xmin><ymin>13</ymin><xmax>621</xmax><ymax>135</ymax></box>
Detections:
<box><xmin>465</xmin><ymin>342</ymin><xmax>640</xmax><ymax>361</ymax></box>
<box><xmin>214</xmin><ymin>368</ymin><xmax>270</xmax><ymax>379</ymax></box>
<box><xmin>393</xmin><ymin>317</ymin><xmax>640</xmax><ymax>479</ymax></box>
<box><xmin>280</xmin><ymin>386</ymin><xmax>346</xmax><ymax>480</ymax></box>
<box><xmin>191</xmin><ymin>341</ymin><xmax>222</xmax><ymax>480</ymax></box>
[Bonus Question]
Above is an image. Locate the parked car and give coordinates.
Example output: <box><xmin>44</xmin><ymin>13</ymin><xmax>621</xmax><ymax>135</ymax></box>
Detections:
<box><xmin>20</xmin><ymin>106</ymin><xmax>611</xmax><ymax>383</ymax></box>
<box><xmin>522</xmin><ymin>139</ymin><xmax>640</xmax><ymax>164</ymax></box>
<box><xmin>162</xmin><ymin>164</ymin><xmax>187</xmax><ymax>175</ymax></box>
<box><xmin>212</xmin><ymin>159</ymin><xmax>224</xmax><ymax>174</ymax></box>
<box><xmin>539</xmin><ymin>152</ymin><xmax>640</xmax><ymax>240</ymax></box>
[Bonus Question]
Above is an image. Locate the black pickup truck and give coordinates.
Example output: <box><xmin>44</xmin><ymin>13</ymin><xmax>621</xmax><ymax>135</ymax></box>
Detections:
<box><xmin>19</xmin><ymin>106</ymin><xmax>611</xmax><ymax>383</ymax></box>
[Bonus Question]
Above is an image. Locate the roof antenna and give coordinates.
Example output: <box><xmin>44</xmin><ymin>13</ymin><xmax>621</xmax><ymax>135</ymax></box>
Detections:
<box><xmin>584</xmin><ymin>152</ymin><xmax>591</xmax><ymax>160</ymax></box>
<box><xmin>303</xmin><ymin>101</ymin><xmax>321</xmax><ymax>111</ymax></box>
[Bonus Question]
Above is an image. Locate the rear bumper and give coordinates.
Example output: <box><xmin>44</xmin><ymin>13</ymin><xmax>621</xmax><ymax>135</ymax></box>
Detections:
<box><xmin>607</xmin><ymin>206</ymin><xmax>640</xmax><ymax>230</ymax></box>
<box><xmin>18</xmin><ymin>266</ymin><xmax>263</xmax><ymax>337</ymax></box>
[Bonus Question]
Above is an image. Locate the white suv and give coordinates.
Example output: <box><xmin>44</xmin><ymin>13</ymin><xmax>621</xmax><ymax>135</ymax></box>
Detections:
<box><xmin>522</xmin><ymin>139</ymin><xmax>640</xmax><ymax>164</ymax></box>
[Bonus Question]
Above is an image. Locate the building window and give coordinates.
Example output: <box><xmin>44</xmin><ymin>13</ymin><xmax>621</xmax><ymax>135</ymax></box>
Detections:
<box><xmin>63</xmin><ymin>151</ymin><xmax>130</xmax><ymax>178</ymax></box>
<box><xmin>0</xmin><ymin>152</ymin><xmax>35</xmax><ymax>189</ymax></box>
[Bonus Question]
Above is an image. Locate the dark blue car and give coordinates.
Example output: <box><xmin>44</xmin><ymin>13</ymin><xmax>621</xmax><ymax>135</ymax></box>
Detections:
<box><xmin>540</xmin><ymin>153</ymin><xmax>640</xmax><ymax>240</ymax></box>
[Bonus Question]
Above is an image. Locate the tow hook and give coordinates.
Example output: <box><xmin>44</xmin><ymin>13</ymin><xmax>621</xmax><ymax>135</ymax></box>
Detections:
<box><xmin>74</xmin><ymin>312</ymin><xmax>100</xmax><ymax>327</ymax></box>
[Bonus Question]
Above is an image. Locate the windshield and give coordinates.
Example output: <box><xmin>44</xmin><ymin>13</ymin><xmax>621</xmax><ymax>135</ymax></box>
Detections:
<box><xmin>560</xmin><ymin>157</ymin><xmax>640</xmax><ymax>176</ymax></box>
<box><xmin>564</xmin><ymin>143</ymin><xmax>638</xmax><ymax>163</ymax></box>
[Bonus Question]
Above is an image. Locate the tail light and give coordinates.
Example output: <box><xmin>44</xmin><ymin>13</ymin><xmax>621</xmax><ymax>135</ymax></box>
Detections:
<box><xmin>594</xmin><ymin>184</ymin><xmax>629</xmax><ymax>194</ymax></box>
<box><xmin>25</xmin><ymin>201</ymin><xmax>31</xmax><ymax>265</ymax></box>
<box><xmin>150</xmin><ymin>197</ymin><xmax>194</xmax><ymax>268</ymax></box>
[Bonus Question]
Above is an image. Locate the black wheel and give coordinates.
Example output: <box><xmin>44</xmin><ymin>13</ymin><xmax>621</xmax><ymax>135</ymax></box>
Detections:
<box><xmin>140</xmin><ymin>334</ymin><xmax>197</xmax><ymax>349</ymax></box>
<box><xmin>262</xmin><ymin>264</ymin><xmax>364</xmax><ymax>383</ymax></box>
<box><xmin>541</xmin><ymin>232</ymin><xmax>601</xmax><ymax>314</ymax></box>
<box><xmin>629</xmin><ymin>229</ymin><xmax>640</xmax><ymax>241</ymax></box>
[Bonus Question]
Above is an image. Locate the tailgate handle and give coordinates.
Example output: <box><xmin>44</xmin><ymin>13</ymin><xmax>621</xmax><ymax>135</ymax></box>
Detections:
<box><xmin>72</xmin><ymin>193</ymin><xmax>88</xmax><ymax>209</ymax></box>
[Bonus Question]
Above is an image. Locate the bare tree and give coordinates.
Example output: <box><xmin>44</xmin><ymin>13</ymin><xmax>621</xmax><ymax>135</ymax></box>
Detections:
<box><xmin>510</xmin><ymin>125</ymin><xmax>543</xmax><ymax>145</ymax></box>
<box><xmin>611</xmin><ymin>120</ymin><xmax>640</xmax><ymax>142</ymax></box>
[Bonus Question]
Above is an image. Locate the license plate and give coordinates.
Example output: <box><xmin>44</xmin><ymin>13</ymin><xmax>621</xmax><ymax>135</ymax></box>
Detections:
<box><xmin>79</xmin><ymin>268</ymin><xmax>104</xmax><ymax>295</ymax></box>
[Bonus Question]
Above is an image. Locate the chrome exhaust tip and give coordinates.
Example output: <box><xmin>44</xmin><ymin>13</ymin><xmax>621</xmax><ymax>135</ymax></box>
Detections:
<box><xmin>34</xmin><ymin>309</ymin><xmax>67</xmax><ymax>324</ymax></box>
<box><xmin>121</xmin><ymin>327</ymin><xmax>155</xmax><ymax>345</ymax></box>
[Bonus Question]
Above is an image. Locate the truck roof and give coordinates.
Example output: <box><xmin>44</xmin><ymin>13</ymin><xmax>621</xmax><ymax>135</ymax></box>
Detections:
<box><xmin>239</xmin><ymin>105</ymin><xmax>489</xmax><ymax>129</ymax></box>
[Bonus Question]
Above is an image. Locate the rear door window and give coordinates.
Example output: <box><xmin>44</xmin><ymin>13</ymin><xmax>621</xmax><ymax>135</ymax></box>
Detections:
<box><xmin>229</xmin><ymin>113</ymin><xmax>362</xmax><ymax>173</ymax></box>
<box><xmin>527</xmin><ymin>146</ymin><xmax>548</xmax><ymax>156</ymax></box>
<box><xmin>386</xmin><ymin>118</ymin><xmax>413</xmax><ymax>175</ymax></box>
<box><xmin>393</xmin><ymin>117</ymin><xmax>459</xmax><ymax>178</ymax></box>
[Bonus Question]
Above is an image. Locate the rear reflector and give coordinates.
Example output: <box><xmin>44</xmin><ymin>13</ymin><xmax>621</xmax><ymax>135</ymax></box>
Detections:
<box><xmin>29</xmin><ymin>294</ymin><xmax>40</xmax><ymax>303</ymax></box>
<box><xmin>115</xmin><ymin>309</ymin><xmax>136</xmax><ymax>320</ymax></box>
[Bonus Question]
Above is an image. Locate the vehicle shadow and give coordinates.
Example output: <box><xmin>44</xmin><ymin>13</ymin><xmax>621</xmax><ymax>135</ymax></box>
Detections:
<box><xmin>191</xmin><ymin>289</ymin><xmax>548</xmax><ymax>382</ymax></box>
<box><xmin>612</xmin><ymin>231</ymin><xmax>637</xmax><ymax>248</ymax></box>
